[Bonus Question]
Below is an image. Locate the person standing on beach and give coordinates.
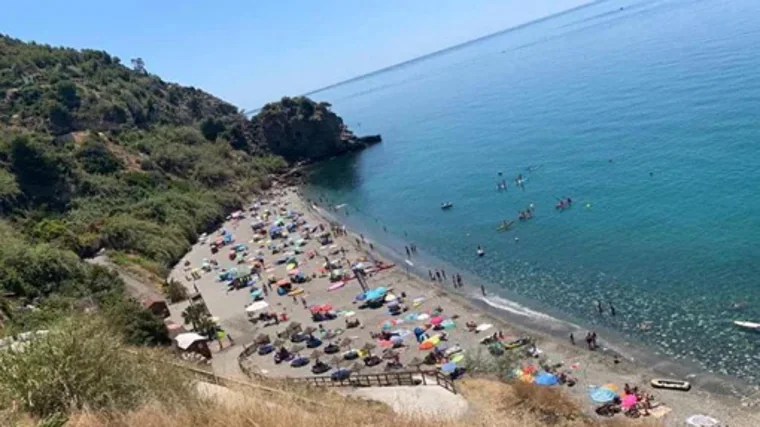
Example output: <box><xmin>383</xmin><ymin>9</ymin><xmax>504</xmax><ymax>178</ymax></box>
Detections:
<box><xmin>435</xmin><ymin>271</ymin><xmax>442</xmax><ymax>282</ymax></box>
<box><xmin>585</xmin><ymin>333</ymin><xmax>592</xmax><ymax>350</ymax></box>
<box><xmin>441</xmin><ymin>269</ymin><xmax>446</xmax><ymax>280</ymax></box>
<box><xmin>481</xmin><ymin>285</ymin><xmax>486</xmax><ymax>296</ymax></box>
<box><xmin>405</xmin><ymin>246</ymin><xmax>411</xmax><ymax>258</ymax></box>
<box><xmin>429</xmin><ymin>270</ymin><xmax>434</xmax><ymax>281</ymax></box>
<box><xmin>591</xmin><ymin>331</ymin><xmax>598</xmax><ymax>349</ymax></box>
<box><xmin>301</xmin><ymin>297</ymin><xmax>308</xmax><ymax>309</ymax></box>
<box><xmin>570</xmin><ymin>333</ymin><xmax>575</xmax><ymax>345</ymax></box>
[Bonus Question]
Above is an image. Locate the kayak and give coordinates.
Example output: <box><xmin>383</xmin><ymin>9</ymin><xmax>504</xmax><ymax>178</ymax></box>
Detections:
<box><xmin>497</xmin><ymin>221</ymin><xmax>515</xmax><ymax>232</ymax></box>
<box><xmin>733</xmin><ymin>320</ymin><xmax>760</xmax><ymax>331</ymax></box>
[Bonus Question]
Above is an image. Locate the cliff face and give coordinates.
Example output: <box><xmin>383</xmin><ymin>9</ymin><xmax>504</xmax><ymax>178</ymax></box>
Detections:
<box><xmin>254</xmin><ymin>97</ymin><xmax>381</xmax><ymax>162</ymax></box>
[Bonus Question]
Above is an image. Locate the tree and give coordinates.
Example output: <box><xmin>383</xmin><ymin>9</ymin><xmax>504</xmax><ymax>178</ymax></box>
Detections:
<box><xmin>130</xmin><ymin>57</ymin><xmax>146</xmax><ymax>74</ymax></box>
<box><xmin>56</xmin><ymin>81</ymin><xmax>80</xmax><ymax>109</ymax></box>
<box><xmin>76</xmin><ymin>138</ymin><xmax>124</xmax><ymax>174</ymax></box>
<box><xmin>46</xmin><ymin>101</ymin><xmax>72</xmax><ymax>134</ymax></box>
<box><xmin>163</xmin><ymin>278</ymin><xmax>188</xmax><ymax>303</ymax></box>
<box><xmin>200</xmin><ymin>117</ymin><xmax>225</xmax><ymax>141</ymax></box>
<box><xmin>181</xmin><ymin>303</ymin><xmax>206</xmax><ymax>330</ymax></box>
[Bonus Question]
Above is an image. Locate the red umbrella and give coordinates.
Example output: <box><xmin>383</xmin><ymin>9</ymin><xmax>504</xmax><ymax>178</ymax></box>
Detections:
<box><xmin>319</xmin><ymin>304</ymin><xmax>333</xmax><ymax>312</ymax></box>
<box><xmin>430</xmin><ymin>316</ymin><xmax>444</xmax><ymax>326</ymax></box>
<box><xmin>288</xmin><ymin>269</ymin><xmax>300</xmax><ymax>276</ymax></box>
<box><xmin>276</xmin><ymin>279</ymin><xmax>290</xmax><ymax>287</ymax></box>
<box><xmin>309</xmin><ymin>305</ymin><xmax>322</xmax><ymax>314</ymax></box>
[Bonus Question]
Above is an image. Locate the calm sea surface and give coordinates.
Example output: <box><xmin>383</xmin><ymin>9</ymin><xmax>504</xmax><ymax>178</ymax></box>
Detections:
<box><xmin>305</xmin><ymin>0</ymin><xmax>760</xmax><ymax>383</ymax></box>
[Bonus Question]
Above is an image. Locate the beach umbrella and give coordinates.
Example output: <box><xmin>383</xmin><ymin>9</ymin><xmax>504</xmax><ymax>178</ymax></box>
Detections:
<box><xmin>417</xmin><ymin>313</ymin><xmax>430</xmax><ymax>321</ymax></box>
<box><xmin>440</xmin><ymin>362</ymin><xmax>458</xmax><ymax>375</ymax></box>
<box><xmin>245</xmin><ymin>301</ymin><xmax>269</xmax><ymax>313</ymax></box>
<box><xmin>534</xmin><ymin>371</ymin><xmax>559</xmax><ymax>386</ymax></box>
<box><xmin>621</xmin><ymin>394</ymin><xmax>638</xmax><ymax>410</ymax></box>
<box><xmin>381</xmin><ymin>320</ymin><xmax>394</xmax><ymax>330</ymax></box>
<box><xmin>430</xmin><ymin>316</ymin><xmax>444</xmax><ymax>326</ymax></box>
<box><xmin>588</xmin><ymin>387</ymin><xmax>617</xmax><ymax>403</ymax></box>
<box><xmin>685</xmin><ymin>415</ymin><xmax>721</xmax><ymax>427</ymax></box>
<box><xmin>418</xmin><ymin>341</ymin><xmax>435</xmax><ymax>350</ymax></box>
<box><xmin>442</xmin><ymin>319</ymin><xmax>457</xmax><ymax>329</ymax></box>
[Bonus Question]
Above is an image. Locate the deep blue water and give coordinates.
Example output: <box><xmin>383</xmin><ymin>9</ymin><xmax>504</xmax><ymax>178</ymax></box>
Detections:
<box><xmin>305</xmin><ymin>0</ymin><xmax>760</xmax><ymax>383</ymax></box>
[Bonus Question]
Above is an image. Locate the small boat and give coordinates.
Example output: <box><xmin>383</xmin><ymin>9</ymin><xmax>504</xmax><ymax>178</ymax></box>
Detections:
<box><xmin>497</xmin><ymin>221</ymin><xmax>515</xmax><ymax>232</ymax></box>
<box><xmin>440</xmin><ymin>202</ymin><xmax>453</xmax><ymax>210</ymax></box>
<box><xmin>650</xmin><ymin>378</ymin><xmax>691</xmax><ymax>391</ymax></box>
<box><xmin>733</xmin><ymin>320</ymin><xmax>760</xmax><ymax>331</ymax></box>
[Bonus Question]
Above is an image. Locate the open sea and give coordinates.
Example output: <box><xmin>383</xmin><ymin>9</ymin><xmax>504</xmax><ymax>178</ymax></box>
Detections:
<box><xmin>304</xmin><ymin>0</ymin><xmax>760</xmax><ymax>386</ymax></box>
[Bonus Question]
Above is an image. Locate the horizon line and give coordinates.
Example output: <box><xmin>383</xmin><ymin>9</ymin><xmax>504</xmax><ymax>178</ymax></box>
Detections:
<box><xmin>301</xmin><ymin>0</ymin><xmax>604</xmax><ymax>99</ymax></box>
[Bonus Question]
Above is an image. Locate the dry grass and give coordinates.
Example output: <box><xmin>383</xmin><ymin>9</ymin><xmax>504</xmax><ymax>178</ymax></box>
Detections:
<box><xmin>56</xmin><ymin>377</ymin><xmax>660</xmax><ymax>427</ymax></box>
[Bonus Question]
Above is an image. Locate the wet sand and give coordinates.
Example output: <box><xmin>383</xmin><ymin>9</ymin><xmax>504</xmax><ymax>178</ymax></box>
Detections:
<box><xmin>169</xmin><ymin>186</ymin><xmax>759</xmax><ymax>426</ymax></box>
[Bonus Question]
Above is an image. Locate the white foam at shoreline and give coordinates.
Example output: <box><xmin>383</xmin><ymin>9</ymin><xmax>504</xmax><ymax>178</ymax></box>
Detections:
<box><xmin>475</xmin><ymin>293</ymin><xmax>561</xmax><ymax>322</ymax></box>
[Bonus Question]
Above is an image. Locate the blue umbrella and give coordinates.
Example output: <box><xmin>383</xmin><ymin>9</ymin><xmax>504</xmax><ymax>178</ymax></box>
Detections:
<box><xmin>413</xmin><ymin>327</ymin><xmax>425</xmax><ymax>337</ymax></box>
<box><xmin>440</xmin><ymin>362</ymin><xmax>458</xmax><ymax>374</ymax></box>
<box><xmin>589</xmin><ymin>387</ymin><xmax>617</xmax><ymax>403</ymax></box>
<box><xmin>534</xmin><ymin>371</ymin><xmax>559</xmax><ymax>386</ymax></box>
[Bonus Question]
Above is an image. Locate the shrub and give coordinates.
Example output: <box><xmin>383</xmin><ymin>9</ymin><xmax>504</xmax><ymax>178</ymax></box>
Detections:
<box><xmin>0</xmin><ymin>316</ymin><xmax>186</xmax><ymax>418</ymax></box>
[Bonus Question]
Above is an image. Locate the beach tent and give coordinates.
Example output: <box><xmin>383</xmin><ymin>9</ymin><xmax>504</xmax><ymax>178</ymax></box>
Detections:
<box><xmin>246</xmin><ymin>301</ymin><xmax>270</xmax><ymax>314</ymax></box>
<box><xmin>588</xmin><ymin>387</ymin><xmax>618</xmax><ymax>403</ymax></box>
<box><xmin>534</xmin><ymin>371</ymin><xmax>559</xmax><ymax>386</ymax></box>
<box><xmin>685</xmin><ymin>415</ymin><xmax>722</xmax><ymax>427</ymax></box>
<box><xmin>175</xmin><ymin>332</ymin><xmax>207</xmax><ymax>350</ymax></box>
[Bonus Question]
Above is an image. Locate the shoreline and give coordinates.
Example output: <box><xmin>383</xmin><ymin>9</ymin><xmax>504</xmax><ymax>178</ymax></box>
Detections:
<box><xmin>302</xmin><ymin>186</ymin><xmax>759</xmax><ymax>399</ymax></box>
<box><xmin>299</xmin><ymin>187</ymin><xmax>760</xmax><ymax>423</ymax></box>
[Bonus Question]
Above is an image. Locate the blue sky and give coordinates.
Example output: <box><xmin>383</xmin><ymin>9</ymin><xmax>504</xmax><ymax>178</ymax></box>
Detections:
<box><xmin>1</xmin><ymin>0</ymin><xmax>590</xmax><ymax>109</ymax></box>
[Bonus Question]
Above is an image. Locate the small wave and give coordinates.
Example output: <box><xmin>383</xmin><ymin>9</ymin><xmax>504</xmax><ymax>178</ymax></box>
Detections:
<box><xmin>475</xmin><ymin>293</ymin><xmax>559</xmax><ymax>322</ymax></box>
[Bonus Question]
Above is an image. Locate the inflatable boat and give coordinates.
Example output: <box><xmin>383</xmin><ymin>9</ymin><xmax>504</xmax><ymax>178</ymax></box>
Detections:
<box><xmin>650</xmin><ymin>378</ymin><xmax>691</xmax><ymax>391</ymax></box>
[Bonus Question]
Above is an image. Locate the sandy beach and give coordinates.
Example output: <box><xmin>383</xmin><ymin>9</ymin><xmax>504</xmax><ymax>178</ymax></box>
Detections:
<box><xmin>169</xmin><ymin>186</ymin><xmax>760</xmax><ymax>426</ymax></box>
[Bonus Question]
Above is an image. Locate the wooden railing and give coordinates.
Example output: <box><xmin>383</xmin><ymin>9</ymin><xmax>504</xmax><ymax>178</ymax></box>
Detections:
<box><xmin>287</xmin><ymin>370</ymin><xmax>457</xmax><ymax>394</ymax></box>
<box><xmin>237</xmin><ymin>344</ymin><xmax>457</xmax><ymax>395</ymax></box>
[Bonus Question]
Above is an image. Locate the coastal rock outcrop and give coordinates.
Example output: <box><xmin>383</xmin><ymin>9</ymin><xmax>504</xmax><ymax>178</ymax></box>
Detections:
<box><xmin>253</xmin><ymin>96</ymin><xmax>381</xmax><ymax>162</ymax></box>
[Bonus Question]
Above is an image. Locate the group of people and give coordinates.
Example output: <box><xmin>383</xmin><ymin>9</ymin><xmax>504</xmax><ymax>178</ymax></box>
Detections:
<box><xmin>555</xmin><ymin>197</ymin><xmax>573</xmax><ymax>210</ymax></box>
<box><xmin>518</xmin><ymin>204</ymin><xmax>535</xmax><ymax>221</ymax></box>
<box><xmin>569</xmin><ymin>331</ymin><xmax>600</xmax><ymax>350</ymax></box>
<box><xmin>428</xmin><ymin>268</ymin><xmax>464</xmax><ymax>289</ymax></box>
<box><xmin>404</xmin><ymin>244</ymin><xmax>418</xmax><ymax>258</ymax></box>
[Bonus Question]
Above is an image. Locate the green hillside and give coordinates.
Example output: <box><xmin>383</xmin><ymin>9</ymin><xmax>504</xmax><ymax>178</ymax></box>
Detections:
<box><xmin>0</xmin><ymin>34</ymin><xmax>372</xmax><ymax>341</ymax></box>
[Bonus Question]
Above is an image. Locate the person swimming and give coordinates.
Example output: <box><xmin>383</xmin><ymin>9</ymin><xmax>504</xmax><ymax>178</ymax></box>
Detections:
<box><xmin>477</xmin><ymin>245</ymin><xmax>485</xmax><ymax>257</ymax></box>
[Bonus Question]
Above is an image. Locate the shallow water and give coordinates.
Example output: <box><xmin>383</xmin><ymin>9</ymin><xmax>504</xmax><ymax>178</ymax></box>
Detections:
<box><xmin>305</xmin><ymin>0</ymin><xmax>760</xmax><ymax>384</ymax></box>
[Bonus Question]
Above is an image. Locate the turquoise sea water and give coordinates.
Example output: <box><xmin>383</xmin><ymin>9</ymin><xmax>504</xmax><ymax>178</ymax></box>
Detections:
<box><xmin>305</xmin><ymin>0</ymin><xmax>760</xmax><ymax>384</ymax></box>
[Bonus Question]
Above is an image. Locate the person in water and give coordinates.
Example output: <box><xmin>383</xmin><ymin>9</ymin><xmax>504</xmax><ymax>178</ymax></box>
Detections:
<box><xmin>481</xmin><ymin>284</ymin><xmax>486</xmax><ymax>296</ymax></box>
